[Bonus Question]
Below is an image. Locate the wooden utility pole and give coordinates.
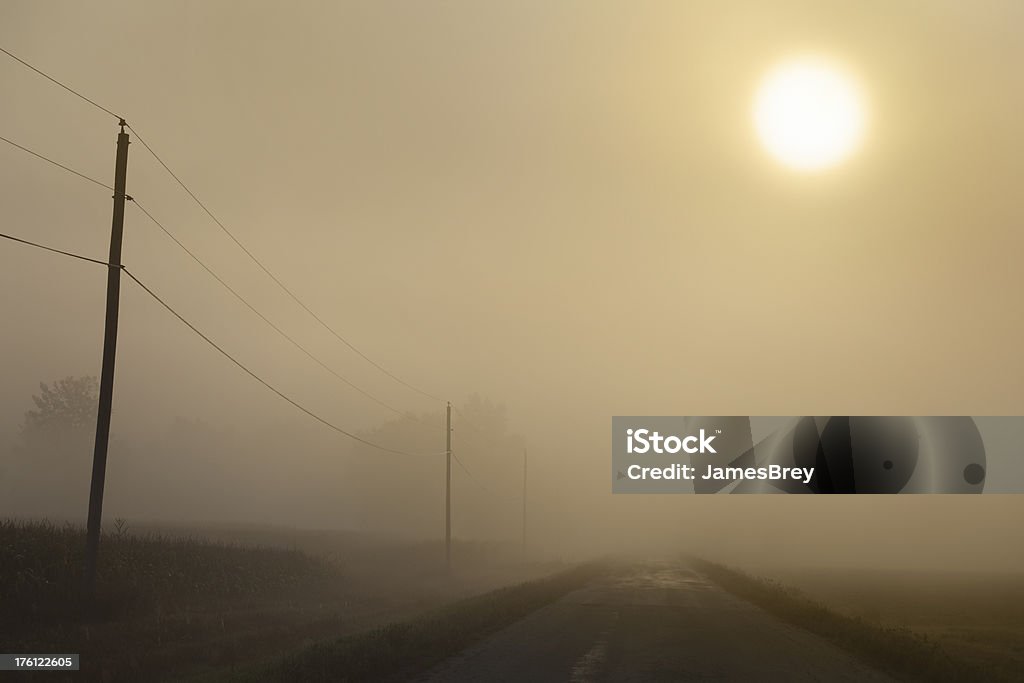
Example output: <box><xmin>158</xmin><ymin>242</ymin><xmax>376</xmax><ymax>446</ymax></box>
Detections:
<box><xmin>83</xmin><ymin>120</ymin><xmax>130</xmax><ymax>596</ymax></box>
<box><xmin>445</xmin><ymin>402</ymin><xmax>452</xmax><ymax>570</ymax></box>
<box><xmin>522</xmin><ymin>448</ymin><xmax>528</xmax><ymax>557</ymax></box>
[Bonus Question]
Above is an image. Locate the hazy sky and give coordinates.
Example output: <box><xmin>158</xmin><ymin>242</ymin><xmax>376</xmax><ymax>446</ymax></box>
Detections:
<box><xmin>2</xmin><ymin>2</ymin><xmax>1022</xmax><ymax>566</ymax></box>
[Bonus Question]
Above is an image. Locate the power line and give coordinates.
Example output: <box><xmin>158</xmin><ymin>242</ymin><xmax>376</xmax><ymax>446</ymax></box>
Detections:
<box><xmin>128</xmin><ymin>198</ymin><xmax>423</xmax><ymax>421</ymax></box>
<box><xmin>121</xmin><ymin>267</ymin><xmax>442</xmax><ymax>458</ymax></box>
<box><xmin>0</xmin><ymin>231</ymin><xmax>437</xmax><ymax>458</ymax></box>
<box><xmin>0</xmin><ymin>46</ymin><xmax>122</xmax><ymax>120</ymax></box>
<box><xmin>451</xmin><ymin>451</ymin><xmax>491</xmax><ymax>494</ymax></box>
<box><xmin>126</xmin><ymin>123</ymin><xmax>445</xmax><ymax>404</ymax></box>
<box><xmin>1</xmin><ymin>48</ymin><xmax>449</xmax><ymax>453</ymax></box>
<box><xmin>1</xmin><ymin>133</ymin><xmax>113</xmax><ymax>190</ymax></box>
<box><xmin>0</xmin><ymin>231</ymin><xmax>112</xmax><ymax>267</ymax></box>
<box><xmin>1</xmin><ymin>43</ymin><xmax>444</xmax><ymax>404</ymax></box>
<box><xmin>451</xmin><ymin>450</ymin><xmax>517</xmax><ymax>501</ymax></box>
<box><xmin>0</xmin><ymin>128</ymin><xmax>424</xmax><ymax>422</ymax></box>
<box><xmin>1</xmin><ymin>46</ymin><xmax>523</xmax><ymax>543</ymax></box>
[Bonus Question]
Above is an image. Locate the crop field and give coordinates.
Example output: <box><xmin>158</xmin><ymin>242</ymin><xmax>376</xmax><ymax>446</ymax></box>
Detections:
<box><xmin>0</xmin><ymin>519</ymin><xmax>560</xmax><ymax>682</ymax></box>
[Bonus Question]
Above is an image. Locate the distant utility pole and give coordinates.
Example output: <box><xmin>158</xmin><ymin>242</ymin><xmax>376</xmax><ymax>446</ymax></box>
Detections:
<box><xmin>521</xmin><ymin>448</ymin><xmax>528</xmax><ymax>557</ymax></box>
<box><xmin>445</xmin><ymin>401</ymin><xmax>452</xmax><ymax>570</ymax></box>
<box><xmin>83</xmin><ymin>120</ymin><xmax>130</xmax><ymax>597</ymax></box>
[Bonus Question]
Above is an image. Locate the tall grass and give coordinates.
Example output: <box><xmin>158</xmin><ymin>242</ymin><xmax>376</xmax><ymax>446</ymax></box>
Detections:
<box><xmin>693</xmin><ymin>558</ymin><xmax>1016</xmax><ymax>683</ymax></box>
<box><xmin>0</xmin><ymin>519</ymin><xmax>344</xmax><ymax>626</ymax></box>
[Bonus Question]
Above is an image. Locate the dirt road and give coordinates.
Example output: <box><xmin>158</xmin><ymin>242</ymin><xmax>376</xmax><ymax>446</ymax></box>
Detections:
<box><xmin>418</xmin><ymin>562</ymin><xmax>896</xmax><ymax>682</ymax></box>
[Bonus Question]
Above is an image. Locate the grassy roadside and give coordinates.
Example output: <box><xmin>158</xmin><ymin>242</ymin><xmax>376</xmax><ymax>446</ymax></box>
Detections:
<box><xmin>197</xmin><ymin>561</ymin><xmax>605</xmax><ymax>683</ymax></box>
<box><xmin>692</xmin><ymin>559</ymin><xmax>1016</xmax><ymax>683</ymax></box>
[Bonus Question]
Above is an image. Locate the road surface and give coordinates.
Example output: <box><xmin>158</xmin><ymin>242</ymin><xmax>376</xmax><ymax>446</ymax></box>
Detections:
<box><xmin>418</xmin><ymin>562</ymin><xmax>896</xmax><ymax>682</ymax></box>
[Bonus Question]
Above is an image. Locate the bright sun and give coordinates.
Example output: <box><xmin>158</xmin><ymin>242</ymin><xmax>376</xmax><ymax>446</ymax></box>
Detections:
<box><xmin>753</xmin><ymin>57</ymin><xmax>867</xmax><ymax>172</ymax></box>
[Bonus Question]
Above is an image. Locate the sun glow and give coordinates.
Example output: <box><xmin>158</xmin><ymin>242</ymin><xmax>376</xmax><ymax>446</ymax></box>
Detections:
<box><xmin>753</xmin><ymin>57</ymin><xmax>867</xmax><ymax>172</ymax></box>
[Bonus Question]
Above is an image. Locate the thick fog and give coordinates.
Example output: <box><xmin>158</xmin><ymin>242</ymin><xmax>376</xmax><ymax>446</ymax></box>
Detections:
<box><xmin>2</xmin><ymin>1</ymin><xmax>1022</xmax><ymax>573</ymax></box>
